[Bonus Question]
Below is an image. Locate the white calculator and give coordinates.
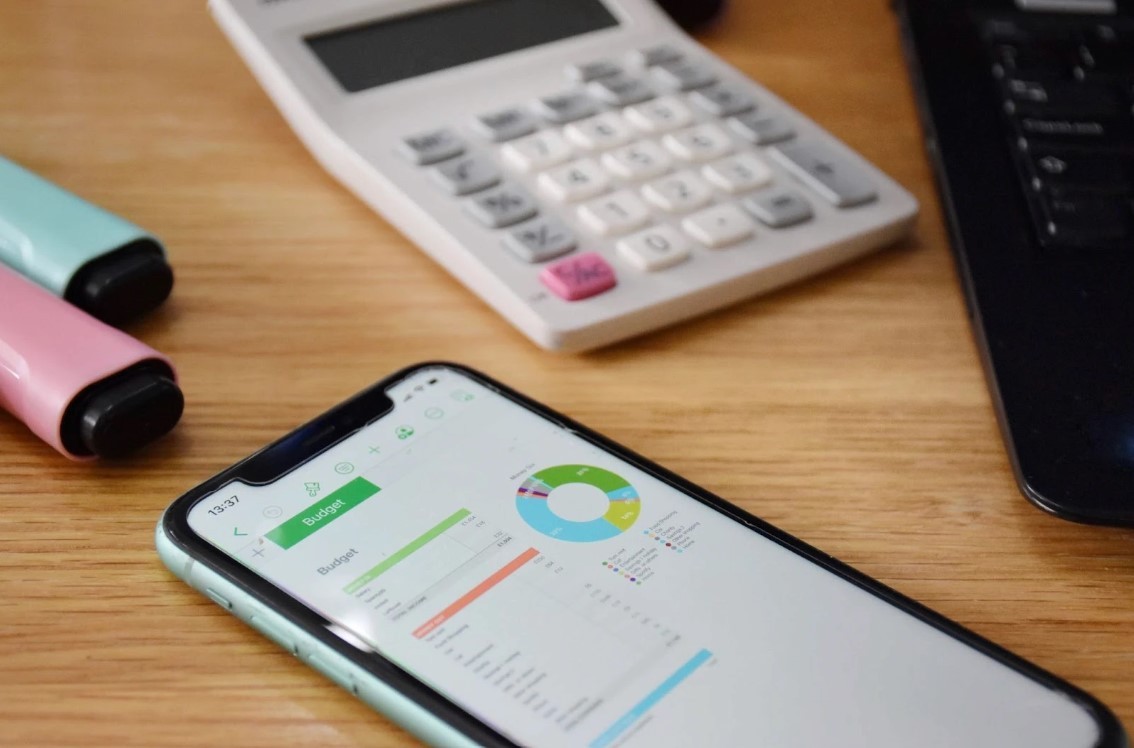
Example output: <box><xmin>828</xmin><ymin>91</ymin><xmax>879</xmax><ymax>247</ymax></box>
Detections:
<box><xmin>211</xmin><ymin>0</ymin><xmax>918</xmax><ymax>351</ymax></box>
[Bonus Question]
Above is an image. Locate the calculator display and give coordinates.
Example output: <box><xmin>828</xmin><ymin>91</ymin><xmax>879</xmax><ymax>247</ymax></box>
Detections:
<box><xmin>305</xmin><ymin>0</ymin><xmax>620</xmax><ymax>93</ymax></box>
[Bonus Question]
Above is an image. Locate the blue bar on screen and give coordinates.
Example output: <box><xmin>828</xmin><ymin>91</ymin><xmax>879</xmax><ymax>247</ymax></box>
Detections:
<box><xmin>589</xmin><ymin>648</ymin><xmax>713</xmax><ymax>748</ymax></box>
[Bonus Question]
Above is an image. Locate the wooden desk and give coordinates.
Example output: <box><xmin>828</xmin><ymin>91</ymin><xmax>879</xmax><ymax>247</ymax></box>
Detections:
<box><xmin>1</xmin><ymin>1</ymin><xmax>1130</xmax><ymax>745</ymax></box>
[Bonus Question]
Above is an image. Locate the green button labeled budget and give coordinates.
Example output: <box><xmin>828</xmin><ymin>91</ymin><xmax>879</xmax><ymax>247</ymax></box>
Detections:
<box><xmin>265</xmin><ymin>477</ymin><xmax>379</xmax><ymax>549</ymax></box>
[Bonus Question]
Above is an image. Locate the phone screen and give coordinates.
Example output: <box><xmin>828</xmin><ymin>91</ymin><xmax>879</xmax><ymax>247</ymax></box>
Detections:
<box><xmin>186</xmin><ymin>366</ymin><xmax>1100</xmax><ymax>747</ymax></box>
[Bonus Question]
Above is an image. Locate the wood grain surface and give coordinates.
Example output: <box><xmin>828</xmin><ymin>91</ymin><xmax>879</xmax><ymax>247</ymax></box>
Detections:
<box><xmin>1</xmin><ymin>1</ymin><xmax>1131</xmax><ymax>746</ymax></box>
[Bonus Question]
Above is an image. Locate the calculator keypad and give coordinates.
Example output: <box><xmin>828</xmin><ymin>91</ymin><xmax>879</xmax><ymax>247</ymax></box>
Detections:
<box><xmin>652</xmin><ymin>59</ymin><xmax>717</xmax><ymax>91</ymax></box>
<box><xmin>566</xmin><ymin>60</ymin><xmax>622</xmax><ymax>83</ymax></box>
<box><xmin>473</xmin><ymin>108</ymin><xmax>539</xmax><ymax>143</ymax></box>
<box><xmin>399</xmin><ymin>49</ymin><xmax>885</xmax><ymax>312</ymax></box>
<box><xmin>564</xmin><ymin>113</ymin><xmax>635</xmax><ymax>151</ymax></box>
<box><xmin>501</xmin><ymin>131</ymin><xmax>574</xmax><ymax>173</ymax></box>
<box><xmin>729</xmin><ymin>112</ymin><xmax>796</xmax><ymax>145</ymax></box>
<box><xmin>689</xmin><ymin>85</ymin><xmax>756</xmax><ymax>118</ymax></box>
<box><xmin>431</xmin><ymin>155</ymin><xmax>500</xmax><ymax>196</ymax></box>
<box><xmin>703</xmin><ymin>153</ymin><xmax>773</xmax><ymax>194</ymax></box>
<box><xmin>633</xmin><ymin>44</ymin><xmax>682</xmax><ymax>68</ymax></box>
<box><xmin>505</xmin><ymin>218</ymin><xmax>577</xmax><ymax>263</ymax></box>
<box><xmin>588</xmin><ymin>75</ymin><xmax>655</xmax><ymax>106</ymax></box>
<box><xmin>601</xmin><ymin>141</ymin><xmax>672</xmax><ymax>181</ymax></box>
<box><xmin>465</xmin><ymin>185</ymin><xmax>539</xmax><ymax>228</ymax></box>
<box><xmin>770</xmin><ymin>142</ymin><xmax>877</xmax><ymax>208</ymax></box>
<box><xmin>578</xmin><ymin>190</ymin><xmax>652</xmax><ymax>237</ymax></box>
<box><xmin>539</xmin><ymin>159</ymin><xmax>610</xmax><ymax>203</ymax></box>
<box><xmin>662</xmin><ymin>124</ymin><xmax>734</xmax><ymax>162</ymax></box>
<box><xmin>745</xmin><ymin>189</ymin><xmax>814</xmax><ymax>228</ymax></box>
<box><xmin>533</xmin><ymin>92</ymin><xmax>600</xmax><ymax>124</ymax></box>
<box><xmin>624</xmin><ymin>96</ymin><xmax>694</xmax><ymax>133</ymax></box>
<box><xmin>682</xmin><ymin>204</ymin><xmax>756</xmax><ymax>248</ymax></box>
<box><xmin>642</xmin><ymin>171</ymin><xmax>714</xmax><ymax>213</ymax></box>
<box><xmin>617</xmin><ymin>225</ymin><xmax>691</xmax><ymax>271</ymax></box>
<box><xmin>400</xmin><ymin>128</ymin><xmax>465</xmax><ymax>165</ymax></box>
<box><xmin>540</xmin><ymin>252</ymin><xmax>617</xmax><ymax>301</ymax></box>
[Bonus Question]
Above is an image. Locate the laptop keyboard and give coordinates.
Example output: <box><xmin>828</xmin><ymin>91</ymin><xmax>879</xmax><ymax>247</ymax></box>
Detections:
<box><xmin>984</xmin><ymin>16</ymin><xmax>1134</xmax><ymax>250</ymax></box>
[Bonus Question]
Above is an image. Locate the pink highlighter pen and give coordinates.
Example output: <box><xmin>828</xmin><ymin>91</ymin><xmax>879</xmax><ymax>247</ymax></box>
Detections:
<box><xmin>0</xmin><ymin>264</ymin><xmax>183</xmax><ymax>459</ymax></box>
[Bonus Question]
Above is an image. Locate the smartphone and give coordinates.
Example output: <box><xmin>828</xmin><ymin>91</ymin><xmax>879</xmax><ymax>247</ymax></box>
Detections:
<box><xmin>157</xmin><ymin>363</ymin><xmax>1125</xmax><ymax>747</ymax></box>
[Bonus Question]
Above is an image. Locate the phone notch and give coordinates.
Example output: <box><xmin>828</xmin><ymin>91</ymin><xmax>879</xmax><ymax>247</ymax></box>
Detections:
<box><xmin>240</xmin><ymin>384</ymin><xmax>395</xmax><ymax>485</ymax></box>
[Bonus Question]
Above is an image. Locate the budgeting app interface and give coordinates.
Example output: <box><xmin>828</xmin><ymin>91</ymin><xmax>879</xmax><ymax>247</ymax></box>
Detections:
<box><xmin>189</xmin><ymin>369</ymin><xmax>1098</xmax><ymax>748</ymax></box>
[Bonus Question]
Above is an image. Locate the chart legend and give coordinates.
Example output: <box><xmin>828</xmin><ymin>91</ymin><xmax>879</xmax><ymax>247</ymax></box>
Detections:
<box><xmin>644</xmin><ymin>511</ymin><xmax>701</xmax><ymax>553</ymax></box>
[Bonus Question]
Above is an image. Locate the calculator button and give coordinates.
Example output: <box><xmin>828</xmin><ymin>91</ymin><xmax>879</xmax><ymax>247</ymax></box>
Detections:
<box><xmin>689</xmin><ymin>84</ymin><xmax>756</xmax><ymax>118</ymax></box>
<box><xmin>473</xmin><ymin>108</ymin><xmax>539</xmax><ymax>143</ymax></box>
<box><xmin>702</xmin><ymin>153</ymin><xmax>773</xmax><ymax>194</ymax></box>
<box><xmin>564</xmin><ymin>112</ymin><xmax>635</xmax><ymax>151</ymax></box>
<box><xmin>642</xmin><ymin>170</ymin><xmax>714</xmax><ymax>213</ymax></box>
<box><xmin>601</xmin><ymin>141</ymin><xmax>672</xmax><ymax>181</ymax></box>
<box><xmin>652</xmin><ymin>59</ymin><xmax>717</xmax><ymax>91</ymax></box>
<box><xmin>566</xmin><ymin>60</ymin><xmax>622</xmax><ymax>82</ymax></box>
<box><xmin>769</xmin><ymin>142</ymin><xmax>877</xmax><ymax>208</ymax></box>
<box><xmin>431</xmin><ymin>155</ymin><xmax>500</xmax><ymax>196</ymax></box>
<box><xmin>617</xmin><ymin>225</ymin><xmax>692</xmax><ymax>271</ymax></box>
<box><xmin>682</xmin><ymin>205</ymin><xmax>756</xmax><ymax>248</ymax></box>
<box><xmin>538</xmin><ymin>159</ymin><xmax>610</xmax><ymax>203</ymax></box>
<box><xmin>635</xmin><ymin>44</ymin><xmax>675</xmax><ymax>67</ymax></box>
<box><xmin>624</xmin><ymin>96</ymin><xmax>695</xmax><ymax>134</ymax></box>
<box><xmin>729</xmin><ymin>113</ymin><xmax>795</xmax><ymax>145</ymax></box>
<box><xmin>532</xmin><ymin>91</ymin><xmax>600</xmax><ymax>124</ymax></box>
<box><xmin>505</xmin><ymin>218</ymin><xmax>577</xmax><ymax>263</ymax></box>
<box><xmin>501</xmin><ymin>131</ymin><xmax>574</xmax><ymax>173</ymax></box>
<box><xmin>465</xmin><ymin>185</ymin><xmax>539</xmax><ymax>228</ymax></box>
<box><xmin>540</xmin><ymin>252</ymin><xmax>617</xmax><ymax>301</ymax></box>
<box><xmin>588</xmin><ymin>75</ymin><xmax>655</xmax><ymax>106</ymax></box>
<box><xmin>744</xmin><ymin>189</ymin><xmax>814</xmax><ymax>228</ymax></box>
<box><xmin>399</xmin><ymin>128</ymin><xmax>464</xmax><ymax>165</ymax></box>
<box><xmin>663</xmin><ymin>124</ymin><xmax>734</xmax><ymax>163</ymax></box>
<box><xmin>633</xmin><ymin>44</ymin><xmax>683</xmax><ymax>68</ymax></box>
<box><xmin>578</xmin><ymin>190</ymin><xmax>652</xmax><ymax>237</ymax></box>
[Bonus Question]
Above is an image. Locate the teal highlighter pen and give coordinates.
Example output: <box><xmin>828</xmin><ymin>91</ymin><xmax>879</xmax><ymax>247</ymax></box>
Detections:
<box><xmin>0</xmin><ymin>156</ymin><xmax>173</xmax><ymax>327</ymax></box>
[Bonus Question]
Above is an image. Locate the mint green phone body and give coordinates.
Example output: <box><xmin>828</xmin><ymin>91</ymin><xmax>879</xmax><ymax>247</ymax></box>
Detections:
<box><xmin>155</xmin><ymin>363</ymin><xmax>1124</xmax><ymax>748</ymax></box>
<box><xmin>154</xmin><ymin>522</ymin><xmax>479</xmax><ymax>747</ymax></box>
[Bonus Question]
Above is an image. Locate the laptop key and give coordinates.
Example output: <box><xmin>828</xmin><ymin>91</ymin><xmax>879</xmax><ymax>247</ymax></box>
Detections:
<box><xmin>1024</xmin><ymin>149</ymin><xmax>1133</xmax><ymax>195</ymax></box>
<box><xmin>1003</xmin><ymin>78</ymin><xmax>1124</xmax><ymax>120</ymax></box>
<box><xmin>1079</xmin><ymin>38</ymin><xmax>1134</xmax><ymax>74</ymax></box>
<box><xmin>992</xmin><ymin>43</ymin><xmax>1078</xmax><ymax>79</ymax></box>
<box><xmin>983</xmin><ymin>18</ymin><xmax>1081</xmax><ymax>45</ymax></box>
<box><xmin>1015</xmin><ymin>116</ymin><xmax>1133</xmax><ymax>146</ymax></box>
<box><xmin>1037</xmin><ymin>193</ymin><xmax>1134</xmax><ymax>248</ymax></box>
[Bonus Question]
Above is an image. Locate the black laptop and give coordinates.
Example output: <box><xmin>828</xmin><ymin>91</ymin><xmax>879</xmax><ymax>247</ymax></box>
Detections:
<box><xmin>895</xmin><ymin>0</ymin><xmax>1134</xmax><ymax>525</ymax></box>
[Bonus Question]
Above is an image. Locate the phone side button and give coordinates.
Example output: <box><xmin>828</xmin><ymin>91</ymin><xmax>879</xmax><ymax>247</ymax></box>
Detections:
<box><xmin>307</xmin><ymin>654</ymin><xmax>356</xmax><ymax>693</ymax></box>
<box><xmin>204</xmin><ymin>588</ymin><xmax>232</xmax><ymax>610</ymax></box>
<box><xmin>248</xmin><ymin>615</ymin><xmax>298</xmax><ymax>655</ymax></box>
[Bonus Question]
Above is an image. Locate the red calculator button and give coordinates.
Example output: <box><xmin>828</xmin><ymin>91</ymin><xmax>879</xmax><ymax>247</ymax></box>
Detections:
<box><xmin>540</xmin><ymin>252</ymin><xmax>617</xmax><ymax>301</ymax></box>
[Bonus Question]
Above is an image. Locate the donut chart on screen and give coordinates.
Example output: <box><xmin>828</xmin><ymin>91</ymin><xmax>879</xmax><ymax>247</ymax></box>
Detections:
<box><xmin>515</xmin><ymin>465</ymin><xmax>641</xmax><ymax>542</ymax></box>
